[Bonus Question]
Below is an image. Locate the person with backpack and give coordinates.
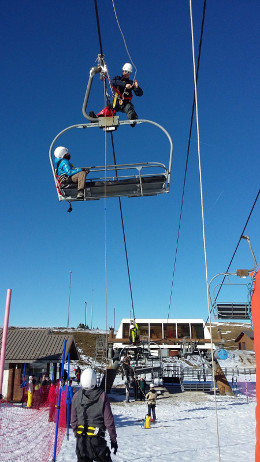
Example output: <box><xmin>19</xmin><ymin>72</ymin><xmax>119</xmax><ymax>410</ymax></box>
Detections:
<box><xmin>71</xmin><ymin>368</ymin><xmax>118</xmax><ymax>462</ymax></box>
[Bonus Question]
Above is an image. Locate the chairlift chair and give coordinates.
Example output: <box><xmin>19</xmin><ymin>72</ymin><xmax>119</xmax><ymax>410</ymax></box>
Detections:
<box><xmin>209</xmin><ymin>236</ymin><xmax>257</xmax><ymax>320</ymax></box>
<box><xmin>49</xmin><ymin>64</ymin><xmax>173</xmax><ymax>202</ymax></box>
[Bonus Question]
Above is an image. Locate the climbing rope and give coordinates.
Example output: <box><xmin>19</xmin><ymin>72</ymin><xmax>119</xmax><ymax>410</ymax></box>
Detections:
<box><xmin>189</xmin><ymin>1</ymin><xmax>221</xmax><ymax>460</ymax></box>
<box><xmin>93</xmin><ymin>0</ymin><xmax>136</xmax><ymax>326</ymax></box>
<box><xmin>111</xmin><ymin>0</ymin><xmax>137</xmax><ymax>81</ymax></box>
<box><xmin>167</xmin><ymin>0</ymin><xmax>207</xmax><ymax>322</ymax></box>
<box><xmin>110</xmin><ymin>132</ymin><xmax>136</xmax><ymax>320</ymax></box>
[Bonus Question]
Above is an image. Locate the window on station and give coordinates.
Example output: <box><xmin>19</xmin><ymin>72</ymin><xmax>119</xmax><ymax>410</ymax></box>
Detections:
<box><xmin>163</xmin><ymin>323</ymin><xmax>176</xmax><ymax>339</ymax></box>
<box><xmin>123</xmin><ymin>323</ymin><xmax>130</xmax><ymax>338</ymax></box>
<box><xmin>177</xmin><ymin>323</ymin><xmax>190</xmax><ymax>338</ymax></box>
<box><xmin>138</xmin><ymin>323</ymin><xmax>149</xmax><ymax>339</ymax></box>
<box><xmin>191</xmin><ymin>323</ymin><xmax>204</xmax><ymax>339</ymax></box>
<box><xmin>150</xmin><ymin>323</ymin><xmax>162</xmax><ymax>340</ymax></box>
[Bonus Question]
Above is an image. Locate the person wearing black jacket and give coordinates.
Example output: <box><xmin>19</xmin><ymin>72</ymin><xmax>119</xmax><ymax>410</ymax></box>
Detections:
<box><xmin>112</xmin><ymin>63</ymin><xmax>143</xmax><ymax>124</ymax></box>
<box><xmin>71</xmin><ymin>368</ymin><xmax>118</xmax><ymax>462</ymax></box>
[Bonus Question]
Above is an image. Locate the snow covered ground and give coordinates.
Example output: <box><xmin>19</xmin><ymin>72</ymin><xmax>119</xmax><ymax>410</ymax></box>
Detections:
<box><xmin>56</xmin><ymin>391</ymin><xmax>256</xmax><ymax>462</ymax></box>
<box><xmin>55</xmin><ymin>350</ymin><xmax>256</xmax><ymax>462</ymax></box>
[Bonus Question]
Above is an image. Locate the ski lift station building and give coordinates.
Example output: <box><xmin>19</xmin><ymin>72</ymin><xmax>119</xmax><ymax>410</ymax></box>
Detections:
<box><xmin>113</xmin><ymin>318</ymin><xmax>213</xmax><ymax>356</ymax></box>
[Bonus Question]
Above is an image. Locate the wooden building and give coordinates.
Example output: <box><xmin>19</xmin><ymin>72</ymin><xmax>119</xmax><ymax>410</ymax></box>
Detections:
<box><xmin>0</xmin><ymin>327</ymin><xmax>79</xmax><ymax>401</ymax></box>
<box><xmin>235</xmin><ymin>330</ymin><xmax>254</xmax><ymax>351</ymax></box>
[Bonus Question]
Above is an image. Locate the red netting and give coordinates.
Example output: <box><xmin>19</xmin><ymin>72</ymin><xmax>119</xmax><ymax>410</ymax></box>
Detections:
<box><xmin>0</xmin><ymin>395</ymin><xmax>67</xmax><ymax>462</ymax></box>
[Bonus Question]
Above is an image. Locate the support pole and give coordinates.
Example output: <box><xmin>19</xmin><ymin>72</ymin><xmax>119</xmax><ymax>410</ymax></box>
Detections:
<box><xmin>67</xmin><ymin>271</ymin><xmax>72</xmax><ymax>328</ymax></box>
<box><xmin>52</xmin><ymin>339</ymin><xmax>67</xmax><ymax>462</ymax></box>
<box><xmin>66</xmin><ymin>353</ymin><xmax>70</xmax><ymax>440</ymax></box>
<box><xmin>0</xmin><ymin>289</ymin><xmax>12</xmax><ymax>396</ymax></box>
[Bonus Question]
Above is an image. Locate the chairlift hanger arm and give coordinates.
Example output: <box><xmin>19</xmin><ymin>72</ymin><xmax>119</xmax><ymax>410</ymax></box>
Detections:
<box><xmin>81</xmin><ymin>63</ymin><xmax>173</xmax><ymax>178</ymax></box>
<box><xmin>82</xmin><ymin>65</ymin><xmax>102</xmax><ymax>122</ymax></box>
<box><xmin>241</xmin><ymin>235</ymin><xmax>258</xmax><ymax>271</ymax></box>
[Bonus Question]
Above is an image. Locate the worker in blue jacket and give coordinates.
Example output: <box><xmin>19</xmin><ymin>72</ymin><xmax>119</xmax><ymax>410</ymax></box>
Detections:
<box><xmin>54</xmin><ymin>146</ymin><xmax>88</xmax><ymax>199</ymax></box>
<box><xmin>112</xmin><ymin>63</ymin><xmax>143</xmax><ymax>125</ymax></box>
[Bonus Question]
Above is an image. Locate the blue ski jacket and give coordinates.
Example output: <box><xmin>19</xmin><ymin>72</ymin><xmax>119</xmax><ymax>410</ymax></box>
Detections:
<box><xmin>54</xmin><ymin>157</ymin><xmax>82</xmax><ymax>177</ymax></box>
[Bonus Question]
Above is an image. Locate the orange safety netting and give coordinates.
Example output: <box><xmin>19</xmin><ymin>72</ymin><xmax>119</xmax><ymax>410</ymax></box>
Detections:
<box><xmin>251</xmin><ymin>269</ymin><xmax>260</xmax><ymax>461</ymax></box>
<box><xmin>0</xmin><ymin>387</ymin><xmax>67</xmax><ymax>461</ymax></box>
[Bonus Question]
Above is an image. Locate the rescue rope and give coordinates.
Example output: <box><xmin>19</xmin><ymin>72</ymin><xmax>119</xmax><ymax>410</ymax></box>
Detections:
<box><xmin>189</xmin><ymin>1</ymin><xmax>221</xmax><ymax>460</ymax></box>
<box><xmin>93</xmin><ymin>0</ymin><xmax>136</xmax><ymax>333</ymax></box>
<box><xmin>110</xmin><ymin>133</ymin><xmax>136</xmax><ymax>320</ymax></box>
<box><xmin>167</xmin><ymin>0</ymin><xmax>207</xmax><ymax>321</ymax></box>
<box><xmin>111</xmin><ymin>0</ymin><xmax>137</xmax><ymax>81</ymax></box>
<box><xmin>93</xmin><ymin>0</ymin><xmax>110</xmax><ymax>390</ymax></box>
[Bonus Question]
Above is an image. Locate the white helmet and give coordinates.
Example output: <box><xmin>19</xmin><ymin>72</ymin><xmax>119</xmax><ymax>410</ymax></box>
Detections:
<box><xmin>150</xmin><ymin>383</ymin><xmax>155</xmax><ymax>389</ymax></box>
<box><xmin>80</xmin><ymin>368</ymin><xmax>97</xmax><ymax>390</ymax></box>
<box><xmin>54</xmin><ymin>146</ymin><xmax>69</xmax><ymax>159</ymax></box>
<box><xmin>122</xmin><ymin>63</ymin><xmax>133</xmax><ymax>73</ymax></box>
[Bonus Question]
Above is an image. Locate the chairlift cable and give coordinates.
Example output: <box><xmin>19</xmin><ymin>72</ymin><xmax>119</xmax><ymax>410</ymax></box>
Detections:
<box><xmin>190</xmin><ymin>1</ymin><xmax>221</xmax><ymax>459</ymax></box>
<box><xmin>111</xmin><ymin>0</ymin><xmax>137</xmax><ymax>81</ymax></box>
<box><xmin>206</xmin><ymin>188</ymin><xmax>260</xmax><ymax>322</ymax></box>
<box><xmin>94</xmin><ymin>0</ymin><xmax>104</xmax><ymax>58</ymax></box>
<box><xmin>167</xmin><ymin>0</ymin><xmax>207</xmax><ymax>321</ymax></box>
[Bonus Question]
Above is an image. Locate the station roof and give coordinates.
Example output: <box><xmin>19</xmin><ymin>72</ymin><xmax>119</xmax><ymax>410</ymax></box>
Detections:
<box><xmin>0</xmin><ymin>327</ymin><xmax>79</xmax><ymax>363</ymax></box>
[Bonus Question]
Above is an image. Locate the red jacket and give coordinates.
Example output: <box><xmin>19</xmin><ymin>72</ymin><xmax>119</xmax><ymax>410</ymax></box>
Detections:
<box><xmin>48</xmin><ymin>385</ymin><xmax>57</xmax><ymax>404</ymax></box>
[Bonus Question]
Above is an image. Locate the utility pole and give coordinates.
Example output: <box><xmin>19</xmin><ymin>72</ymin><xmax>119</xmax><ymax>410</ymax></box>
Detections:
<box><xmin>85</xmin><ymin>301</ymin><xmax>87</xmax><ymax>327</ymax></box>
<box><xmin>91</xmin><ymin>289</ymin><xmax>94</xmax><ymax>329</ymax></box>
<box><xmin>67</xmin><ymin>271</ymin><xmax>72</xmax><ymax>328</ymax></box>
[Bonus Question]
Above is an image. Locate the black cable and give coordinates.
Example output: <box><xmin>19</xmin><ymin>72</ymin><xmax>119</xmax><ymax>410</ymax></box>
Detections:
<box><xmin>206</xmin><ymin>188</ymin><xmax>260</xmax><ymax>322</ymax></box>
<box><xmin>167</xmin><ymin>0</ymin><xmax>207</xmax><ymax>320</ymax></box>
<box><xmin>94</xmin><ymin>0</ymin><xmax>104</xmax><ymax>57</ymax></box>
<box><xmin>110</xmin><ymin>133</ymin><xmax>136</xmax><ymax>320</ymax></box>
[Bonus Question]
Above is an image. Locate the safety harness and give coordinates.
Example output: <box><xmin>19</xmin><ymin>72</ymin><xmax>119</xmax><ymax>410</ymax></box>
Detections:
<box><xmin>77</xmin><ymin>425</ymin><xmax>105</xmax><ymax>438</ymax></box>
<box><xmin>55</xmin><ymin>159</ymin><xmax>71</xmax><ymax>194</ymax></box>
<box><xmin>112</xmin><ymin>85</ymin><xmax>133</xmax><ymax>108</ymax></box>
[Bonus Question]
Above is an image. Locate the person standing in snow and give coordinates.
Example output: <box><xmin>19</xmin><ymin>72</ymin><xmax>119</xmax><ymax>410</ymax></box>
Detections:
<box><xmin>71</xmin><ymin>368</ymin><xmax>118</xmax><ymax>462</ymax></box>
<box><xmin>76</xmin><ymin>366</ymin><xmax>81</xmax><ymax>385</ymax></box>
<box><xmin>133</xmin><ymin>376</ymin><xmax>139</xmax><ymax>401</ymax></box>
<box><xmin>139</xmin><ymin>377</ymin><xmax>147</xmax><ymax>401</ymax></box>
<box><xmin>146</xmin><ymin>383</ymin><xmax>157</xmax><ymax>422</ymax></box>
<box><xmin>48</xmin><ymin>380</ymin><xmax>58</xmax><ymax>422</ymax></box>
<box><xmin>26</xmin><ymin>376</ymin><xmax>34</xmax><ymax>408</ymax></box>
<box><xmin>122</xmin><ymin>351</ymin><xmax>133</xmax><ymax>381</ymax></box>
<box><xmin>125</xmin><ymin>380</ymin><xmax>130</xmax><ymax>403</ymax></box>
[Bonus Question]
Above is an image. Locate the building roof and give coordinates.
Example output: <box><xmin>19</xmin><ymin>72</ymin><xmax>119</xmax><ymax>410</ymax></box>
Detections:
<box><xmin>235</xmin><ymin>330</ymin><xmax>254</xmax><ymax>342</ymax></box>
<box><xmin>0</xmin><ymin>328</ymin><xmax>79</xmax><ymax>363</ymax></box>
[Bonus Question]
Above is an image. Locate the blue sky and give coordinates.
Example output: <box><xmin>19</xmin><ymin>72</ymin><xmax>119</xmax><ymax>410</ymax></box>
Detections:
<box><xmin>0</xmin><ymin>1</ymin><xmax>259</xmax><ymax>329</ymax></box>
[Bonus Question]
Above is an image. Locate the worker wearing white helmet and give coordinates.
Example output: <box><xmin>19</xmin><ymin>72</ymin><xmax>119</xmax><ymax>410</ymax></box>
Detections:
<box><xmin>71</xmin><ymin>368</ymin><xmax>118</xmax><ymax>461</ymax></box>
<box><xmin>111</xmin><ymin>63</ymin><xmax>143</xmax><ymax>126</ymax></box>
<box><xmin>54</xmin><ymin>146</ymin><xmax>89</xmax><ymax>200</ymax></box>
<box><xmin>146</xmin><ymin>383</ymin><xmax>157</xmax><ymax>422</ymax></box>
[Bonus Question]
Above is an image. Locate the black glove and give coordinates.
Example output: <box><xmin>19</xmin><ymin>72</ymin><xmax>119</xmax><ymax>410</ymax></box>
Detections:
<box><xmin>81</xmin><ymin>167</ymin><xmax>89</xmax><ymax>173</ymax></box>
<box><xmin>111</xmin><ymin>441</ymin><xmax>118</xmax><ymax>455</ymax></box>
